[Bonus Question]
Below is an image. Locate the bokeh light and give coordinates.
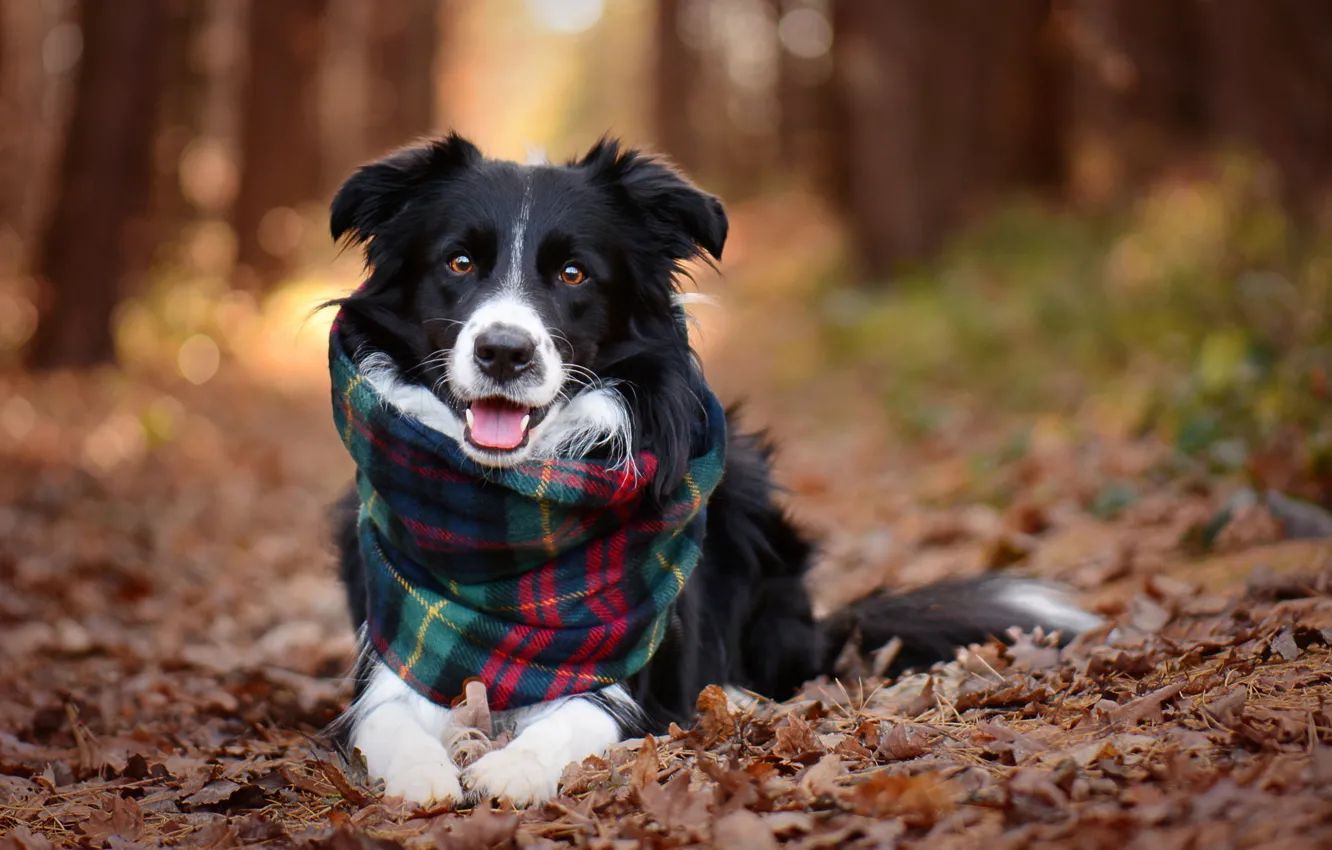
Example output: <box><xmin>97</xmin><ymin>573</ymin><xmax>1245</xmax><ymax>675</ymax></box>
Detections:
<box><xmin>178</xmin><ymin>333</ymin><xmax>221</xmax><ymax>385</ymax></box>
<box><xmin>527</xmin><ymin>0</ymin><xmax>605</xmax><ymax>34</ymax></box>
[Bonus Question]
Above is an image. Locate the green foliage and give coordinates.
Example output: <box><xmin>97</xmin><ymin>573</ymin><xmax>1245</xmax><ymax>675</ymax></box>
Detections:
<box><xmin>1090</xmin><ymin>481</ymin><xmax>1138</xmax><ymax>520</ymax></box>
<box><xmin>817</xmin><ymin>158</ymin><xmax>1332</xmax><ymax>478</ymax></box>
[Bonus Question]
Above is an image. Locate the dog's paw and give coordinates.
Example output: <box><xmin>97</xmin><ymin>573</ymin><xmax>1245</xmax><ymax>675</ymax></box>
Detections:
<box><xmin>462</xmin><ymin>744</ymin><xmax>563</xmax><ymax>806</ymax></box>
<box><xmin>380</xmin><ymin>753</ymin><xmax>464</xmax><ymax>807</ymax></box>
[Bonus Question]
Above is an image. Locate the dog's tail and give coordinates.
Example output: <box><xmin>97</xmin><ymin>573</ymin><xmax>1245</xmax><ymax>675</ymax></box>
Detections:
<box><xmin>818</xmin><ymin>576</ymin><xmax>1102</xmax><ymax>676</ymax></box>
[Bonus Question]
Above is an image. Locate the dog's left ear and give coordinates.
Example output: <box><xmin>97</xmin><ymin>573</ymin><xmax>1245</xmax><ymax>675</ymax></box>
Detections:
<box><xmin>579</xmin><ymin>139</ymin><xmax>728</xmax><ymax>261</ymax></box>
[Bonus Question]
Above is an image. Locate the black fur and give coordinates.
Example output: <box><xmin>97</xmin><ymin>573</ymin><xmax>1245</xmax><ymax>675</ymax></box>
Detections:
<box><xmin>329</xmin><ymin>135</ymin><xmax>1088</xmax><ymax>735</ymax></box>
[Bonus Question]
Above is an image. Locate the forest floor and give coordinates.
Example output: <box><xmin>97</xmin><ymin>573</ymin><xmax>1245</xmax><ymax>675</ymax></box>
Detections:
<box><xmin>3</xmin><ymin>196</ymin><xmax>1332</xmax><ymax>848</ymax></box>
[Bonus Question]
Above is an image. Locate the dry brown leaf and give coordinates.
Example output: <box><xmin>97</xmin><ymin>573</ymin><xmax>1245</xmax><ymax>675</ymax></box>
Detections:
<box><xmin>696</xmin><ymin>684</ymin><xmax>737</xmax><ymax>745</ymax></box>
<box><xmin>764</xmin><ymin>811</ymin><xmax>815</xmax><ymax>839</ymax></box>
<box><xmin>424</xmin><ymin>805</ymin><xmax>518</xmax><ymax>850</ymax></box>
<box><xmin>1129</xmin><ymin>595</ymin><xmax>1173</xmax><ymax>632</ymax></box>
<box><xmin>1203</xmin><ymin>688</ymin><xmax>1246</xmax><ymax>726</ymax></box>
<box><xmin>901</xmin><ymin>675</ymin><xmax>938</xmax><ymax>717</ymax></box>
<box><xmin>0</xmin><ymin>827</ymin><xmax>56</xmax><ymax>850</ymax></box>
<box><xmin>839</xmin><ymin>770</ymin><xmax>955</xmax><ymax>827</ymax></box>
<box><xmin>181</xmin><ymin>778</ymin><xmax>243</xmax><ymax>807</ymax></box>
<box><xmin>954</xmin><ymin>677</ymin><xmax>1049</xmax><ymax>711</ymax></box>
<box><xmin>1271</xmin><ymin>626</ymin><xmax>1301</xmax><ymax>661</ymax></box>
<box><xmin>797</xmin><ymin>753</ymin><xmax>844</xmax><ymax>798</ymax></box>
<box><xmin>976</xmin><ymin>719</ymin><xmax>1048</xmax><ymax>763</ymax></box>
<box><xmin>79</xmin><ymin>795</ymin><xmax>143</xmax><ymax>843</ymax></box>
<box><xmin>639</xmin><ymin>771</ymin><xmax>709</xmax><ymax>834</ymax></box>
<box><xmin>772</xmin><ymin>712</ymin><xmax>823</xmax><ymax>760</ymax></box>
<box><xmin>713</xmin><ymin>809</ymin><xmax>780</xmax><ymax>850</ymax></box>
<box><xmin>1005</xmin><ymin>629</ymin><xmax>1062</xmax><ymax>672</ymax></box>
<box><xmin>876</xmin><ymin>722</ymin><xmax>935</xmax><ymax>762</ymax></box>
<box><xmin>451</xmin><ymin>679</ymin><xmax>494</xmax><ymax>736</ymax></box>
<box><xmin>1109</xmin><ymin>681</ymin><xmax>1187</xmax><ymax>726</ymax></box>
<box><xmin>316</xmin><ymin>758</ymin><xmax>369</xmax><ymax>807</ymax></box>
<box><xmin>630</xmin><ymin>734</ymin><xmax>659</xmax><ymax>789</ymax></box>
<box><xmin>1006</xmin><ymin>767</ymin><xmax>1068</xmax><ymax>821</ymax></box>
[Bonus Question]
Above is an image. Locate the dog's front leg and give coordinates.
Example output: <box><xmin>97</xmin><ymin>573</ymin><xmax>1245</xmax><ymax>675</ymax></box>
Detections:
<box><xmin>463</xmin><ymin>686</ymin><xmax>635</xmax><ymax>806</ymax></box>
<box><xmin>348</xmin><ymin>659</ymin><xmax>463</xmax><ymax>806</ymax></box>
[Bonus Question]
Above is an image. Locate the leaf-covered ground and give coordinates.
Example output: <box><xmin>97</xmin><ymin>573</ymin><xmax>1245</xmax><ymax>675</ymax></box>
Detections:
<box><xmin>4</xmin><ymin>202</ymin><xmax>1332</xmax><ymax>848</ymax></box>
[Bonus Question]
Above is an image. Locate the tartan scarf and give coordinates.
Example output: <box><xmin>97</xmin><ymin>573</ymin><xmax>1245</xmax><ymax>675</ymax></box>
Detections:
<box><xmin>329</xmin><ymin>317</ymin><xmax>726</xmax><ymax>710</ymax></box>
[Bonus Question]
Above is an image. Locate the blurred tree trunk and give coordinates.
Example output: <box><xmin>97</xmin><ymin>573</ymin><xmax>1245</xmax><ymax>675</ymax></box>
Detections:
<box><xmin>656</xmin><ymin>0</ymin><xmax>776</xmax><ymax>198</ymax></box>
<box><xmin>2</xmin><ymin>2</ymin><xmax>62</xmax><ymax>274</ymax></box>
<box><xmin>25</xmin><ymin>0</ymin><xmax>167</xmax><ymax>369</ymax></box>
<box><xmin>322</xmin><ymin>0</ymin><xmax>369</xmax><ymax>189</ymax></box>
<box><xmin>829</xmin><ymin>1</ymin><xmax>923</xmax><ymax>277</ymax></box>
<box><xmin>1198</xmin><ymin>0</ymin><xmax>1332</xmax><ymax>220</ymax></box>
<box><xmin>653</xmin><ymin>0</ymin><xmax>703</xmax><ymax>174</ymax></box>
<box><xmin>149</xmin><ymin>0</ymin><xmax>210</xmax><ymax>268</ymax></box>
<box><xmin>773</xmin><ymin>2</ymin><xmax>836</xmax><ymax>186</ymax></box>
<box><xmin>0</xmin><ymin>0</ymin><xmax>16</xmax><ymax>261</ymax></box>
<box><xmin>1061</xmin><ymin>0</ymin><xmax>1205</xmax><ymax>204</ymax></box>
<box><xmin>366</xmin><ymin>0</ymin><xmax>440</xmax><ymax>154</ymax></box>
<box><xmin>231</xmin><ymin>0</ymin><xmax>327</xmax><ymax>293</ymax></box>
<box><xmin>830</xmin><ymin>0</ymin><xmax>1054</xmax><ymax>281</ymax></box>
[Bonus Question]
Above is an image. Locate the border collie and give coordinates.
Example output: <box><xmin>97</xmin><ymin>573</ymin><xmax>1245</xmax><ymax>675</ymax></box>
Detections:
<box><xmin>326</xmin><ymin>133</ymin><xmax>1098</xmax><ymax>807</ymax></box>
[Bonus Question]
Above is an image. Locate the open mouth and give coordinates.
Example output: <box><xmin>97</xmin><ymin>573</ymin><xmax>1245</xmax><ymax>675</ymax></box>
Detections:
<box><xmin>461</xmin><ymin>397</ymin><xmax>550</xmax><ymax>452</ymax></box>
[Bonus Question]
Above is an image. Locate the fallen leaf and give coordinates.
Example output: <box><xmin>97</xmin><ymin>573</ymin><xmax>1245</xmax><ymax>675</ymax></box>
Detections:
<box><xmin>1005</xmin><ymin>630</ymin><xmax>1062</xmax><ymax>672</ymax></box>
<box><xmin>316</xmin><ymin>758</ymin><xmax>369</xmax><ymax>807</ymax></box>
<box><xmin>1129</xmin><ymin>595</ymin><xmax>1173</xmax><ymax>632</ymax></box>
<box><xmin>876</xmin><ymin>722</ymin><xmax>935</xmax><ymax>762</ymax></box>
<box><xmin>696</xmin><ymin>684</ymin><xmax>737</xmax><ymax>745</ymax></box>
<box><xmin>79</xmin><ymin>795</ymin><xmax>143</xmax><ymax>843</ymax></box>
<box><xmin>424</xmin><ymin>805</ymin><xmax>518</xmax><ymax>850</ymax></box>
<box><xmin>713</xmin><ymin>809</ymin><xmax>780</xmax><ymax>850</ymax></box>
<box><xmin>630</xmin><ymin>734</ymin><xmax>659</xmax><ymax>789</ymax></box>
<box><xmin>763</xmin><ymin>811</ymin><xmax>814</xmax><ymax>838</ymax></box>
<box><xmin>182</xmin><ymin>779</ymin><xmax>267</xmax><ymax>813</ymax></box>
<box><xmin>839</xmin><ymin>770</ymin><xmax>954</xmax><ymax>827</ymax></box>
<box><xmin>797</xmin><ymin>754</ymin><xmax>843</xmax><ymax>798</ymax></box>
<box><xmin>0</xmin><ymin>827</ymin><xmax>56</xmax><ymax>850</ymax></box>
<box><xmin>451</xmin><ymin>679</ymin><xmax>494</xmax><ymax>737</ymax></box>
<box><xmin>1203</xmin><ymin>689</ymin><xmax>1246</xmax><ymax>726</ymax></box>
<box><xmin>1109</xmin><ymin>681</ymin><xmax>1187</xmax><ymax>726</ymax></box>
<box><xmin>639</xmin><ymin>771</ymin><xmax>709</xmax><ymax>835</ymax></box>
<box><xmin>772</xmin><ymin>712</ymin><xmax>823</xmax><ymax>760</ymax></box>
<box><xmin>901</xmin><ymin>675</ymin><xmax>938</xmax><ymax>717</ymax></box>
<box><xmin>1271</xmin><ymin>626</ymin><xmax>1301</xmax><ymax>661</ymax></box>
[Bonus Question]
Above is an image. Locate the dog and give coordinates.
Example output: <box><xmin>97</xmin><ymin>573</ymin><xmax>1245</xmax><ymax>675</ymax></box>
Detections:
<box><xmin>325</xmin><ymin>133</ymin><xmax>1099</xmax><ymax>807</ymax></box>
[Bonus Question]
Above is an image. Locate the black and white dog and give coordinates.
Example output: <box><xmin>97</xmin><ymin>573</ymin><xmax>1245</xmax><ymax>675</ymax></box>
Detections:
<box><xmin>327</xmin><ymin>134</ymin><xmax>1098</xmax><ymax>807</ymax></box>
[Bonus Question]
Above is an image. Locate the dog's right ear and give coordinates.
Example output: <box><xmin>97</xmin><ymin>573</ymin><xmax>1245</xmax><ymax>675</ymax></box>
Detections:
<box><xmin>330</xmin><ymin>133</ymin><xmax>481</xmax><ymax>246</ymax></box>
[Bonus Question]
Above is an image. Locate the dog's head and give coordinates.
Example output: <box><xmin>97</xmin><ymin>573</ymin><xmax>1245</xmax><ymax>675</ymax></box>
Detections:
<box><xmin>331</xmin><ymin>134</ymin><xmax>727</xmax><ymax>486</ymax></box>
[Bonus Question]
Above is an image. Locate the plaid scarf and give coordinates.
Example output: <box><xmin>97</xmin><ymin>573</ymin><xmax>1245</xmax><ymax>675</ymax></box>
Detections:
<box><xmin>329</xmin><ymin>318</ymin><xmax>726</xmax><ymax>710</ymax></box>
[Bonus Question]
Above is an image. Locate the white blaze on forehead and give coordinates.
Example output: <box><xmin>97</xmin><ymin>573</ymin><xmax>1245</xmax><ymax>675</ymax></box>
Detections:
<box><xmin>444</xmin><ymin>173</ymin><xmax>566</xmax><ymax>434</ymax></box>
<box><xmin>524</xmin><ymin>143</ymin><xmax>548</xmax><ymax>165</ymax></box>
<box><xmin>501</xmin><ymin>177</ymin><xmax>535</xmax><ymax>294</ymax></box>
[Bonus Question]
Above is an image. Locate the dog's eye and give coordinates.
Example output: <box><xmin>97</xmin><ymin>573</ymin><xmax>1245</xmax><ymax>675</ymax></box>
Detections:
<box><xmin>558</xmin><ymin>263</ymin><xmax>586</xmax><ymax>286</ymax></box>
<box><xmin>448</xmin><ymin>253</ymin><xmax>474</xmax><ymax>275</ymax></box>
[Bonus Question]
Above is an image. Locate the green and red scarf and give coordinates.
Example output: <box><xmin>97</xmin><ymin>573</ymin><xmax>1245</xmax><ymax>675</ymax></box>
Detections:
<box><xmin>329</xmin><ymin>315</ymin><xmax>726</xmax><ymax>710</ymax></box>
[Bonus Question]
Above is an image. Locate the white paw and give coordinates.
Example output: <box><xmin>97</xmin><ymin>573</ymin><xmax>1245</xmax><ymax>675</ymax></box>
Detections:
<box><xmin>463</xmin><ymin>745</ymin><xmax>563</xmax><ymax>806</ymax></box>
<box><xmin>380</xmin><ymin>753</ymin><xmax>464</xmax><ymax>807</ymax></box>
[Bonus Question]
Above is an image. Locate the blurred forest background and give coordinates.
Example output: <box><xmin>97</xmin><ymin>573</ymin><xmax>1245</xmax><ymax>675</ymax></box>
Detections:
<box><xmin>5</xmin><ymin>3</ymin><xmax>1332</xmax><ymax>844</ymax></box>
<box><xmin>1</xmin><ymin>0</ymin><xmax>1331</xmax><ymax>499</ymax></box>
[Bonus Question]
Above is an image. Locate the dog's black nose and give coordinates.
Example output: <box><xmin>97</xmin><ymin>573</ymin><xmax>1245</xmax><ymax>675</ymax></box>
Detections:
<box><xmin>473</xmin><ymin>327</ymin><xmax>537</xmax><ymax>381</ymax></box>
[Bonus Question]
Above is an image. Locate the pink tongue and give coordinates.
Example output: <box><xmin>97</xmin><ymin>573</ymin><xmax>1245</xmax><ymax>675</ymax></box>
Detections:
<box><xmin>468</xmin><ymin>400</ymin><xmax>529</xmax><ymax>450</ymax></box>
